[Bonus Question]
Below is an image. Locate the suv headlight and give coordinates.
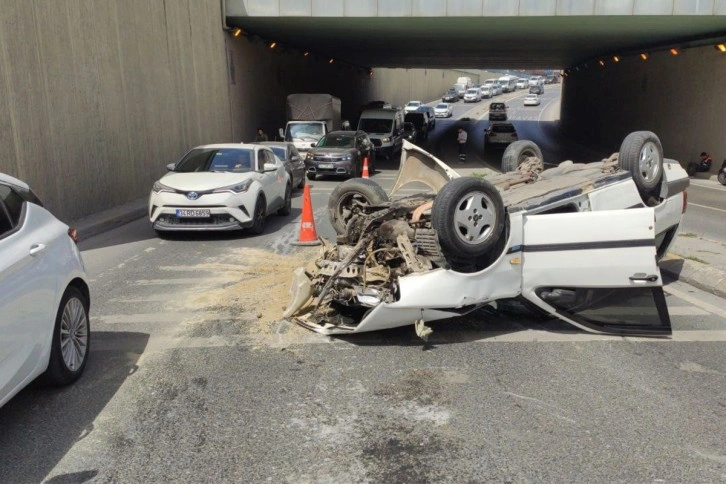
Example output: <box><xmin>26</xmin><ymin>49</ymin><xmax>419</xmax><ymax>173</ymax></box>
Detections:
<box><xmin>213</xmin><ymin>179</ymin><xmax>253</xmax><ymax>194</ymax></box>
<box><xmin>382</xmin><ymin>137</ymin><xmax>391</xmax><ymax>143</ymax></box>
<box><xmin>342</xmin><ymin>154</ymin><xmax>352</xmax><ymax>161</ymax></box>
<box><xmin>152</xmin><ymin>181</ymin><xmax>174</xmax><ymax>193</ymax></box>
<box><xmin>306</xmin><ymin>152</ymin><xmax>314</xmax><ymax>160</ymax></box>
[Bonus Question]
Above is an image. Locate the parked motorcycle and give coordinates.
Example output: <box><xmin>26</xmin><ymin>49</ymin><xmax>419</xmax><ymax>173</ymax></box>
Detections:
<box><xmin>718</xmin><ymin>160</ymin><xmax>726</xmax><ymax>186</ymax></box>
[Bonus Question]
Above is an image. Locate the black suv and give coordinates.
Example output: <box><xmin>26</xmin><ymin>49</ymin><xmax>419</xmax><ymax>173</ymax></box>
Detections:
<box><xmin>404</xmin><ymin>112</ymin><xmax>428</xmax><ymax>142</ymax></box>
<box><xmin>305</xmin><ymin>130</ymin><xmax>375</xmax><ymax>180</ymax></box>
<box><xmin>442</xmin><ymin>89</ymin><xmax>458</xmax><ymax>103</ymax></box>
<box><xmin>488</xmin><ymin>102</ymin><xmax>508</xmax><ymax>121</ymax></box>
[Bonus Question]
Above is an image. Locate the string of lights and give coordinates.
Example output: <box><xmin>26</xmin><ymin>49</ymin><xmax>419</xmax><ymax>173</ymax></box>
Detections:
<box><xmin>230</xmin><ymin>27</ymin><xmax>374</xmax><ymax>78</ymax></box>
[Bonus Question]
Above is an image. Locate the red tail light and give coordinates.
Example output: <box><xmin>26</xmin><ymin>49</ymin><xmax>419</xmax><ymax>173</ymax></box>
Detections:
<box><xmin>68</xmin><ymin>227</ymin><xmax>79</xmax><ymax>244</ymax></box>
<box><xmin>682</xmin><ymin>191</ymin><xmax>688</xmax><ymax>214</ymax></box>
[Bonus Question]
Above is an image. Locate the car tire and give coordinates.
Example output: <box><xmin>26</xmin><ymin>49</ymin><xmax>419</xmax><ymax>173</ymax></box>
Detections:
<box><xmin>249</xmin><ymin>196</ymin><xmax>266</xmax><ymax>234</ymax></box>
<box><xmin>432</xmin><ymin>177</ymin><xmax>505</xmax><ymax>272</ymax></box>
<box><xmin>501</xmin><ymin>140</ymin><xmax>544</xmax><ymax>173</ymax></box>
<box><xmin>45</xmin><ymin>285</ymin><xmax>90</xmax><ymax>386</ymax></box>
<box><xmin>618</xmin><ymin>131</ymin><xmax>663</xmax><ymax>198</ymax></box>
<box><xmin>718</xmin><ymin>171</ymin><xmax>726</xmax><ymax>186</ymax></box>
<box><xmin>298</xmin><ymin>173</ymin><xmax>306</xmax><ymax>189</ymax></box>
<box><xmin>278</xmin><ymin>183</ymin><xmax>292</xmax><ymax>216</ymax></box>
<box><xmin>306</xmin><ymin>172</ymin><xmax>316</xmax><ymax>181</ymax></box>
<box><xmin>328</xmin><ymin>178</ymin><xmax>389</xmax><ymax>235</ymax></box>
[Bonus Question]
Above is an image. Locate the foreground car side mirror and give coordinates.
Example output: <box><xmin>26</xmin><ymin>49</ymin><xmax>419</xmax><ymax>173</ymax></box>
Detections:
<box><xmin>263</xmin><ymin>163</ymin><xmax>277</xmax><ymax>172</ymax></box>
<box><xmin>166</xmin><ymin>163</ymin><xmax>176</xmax><ymax>171</ymax></box>
<box><xmin>310</xmin><ymin>142</ymin><xmax>316</xmax><ymax>147</ymax></box>
<box><xmin>278</xmin><ymin>128</ymin><xmax>284</xmax><ymax>138</ymax></box>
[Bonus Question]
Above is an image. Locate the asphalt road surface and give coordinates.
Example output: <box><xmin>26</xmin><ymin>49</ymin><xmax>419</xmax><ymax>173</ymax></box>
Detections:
<box><xmin>1</xmin><ymin>88</ymin><xmax>725</xmax><ymax>483</ymax></box>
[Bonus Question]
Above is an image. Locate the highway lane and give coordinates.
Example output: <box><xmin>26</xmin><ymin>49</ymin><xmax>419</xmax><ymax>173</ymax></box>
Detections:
<box><xmin>2</xmin><ymin>89</ymin><xmax>726</xmax><ymax>483</ymax></box>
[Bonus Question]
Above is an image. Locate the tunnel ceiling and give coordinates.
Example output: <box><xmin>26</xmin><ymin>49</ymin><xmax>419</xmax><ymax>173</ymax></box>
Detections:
<box><xmin>226</xmin><ymin>16</ymin><xmax>726</xmax><ymax>69</ymax></box>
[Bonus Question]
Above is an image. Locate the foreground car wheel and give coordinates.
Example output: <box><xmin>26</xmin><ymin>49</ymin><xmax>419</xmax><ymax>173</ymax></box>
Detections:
<box><xmin>619</xmin><ymin>131</ymin><xmax>663</xmax><ymax>199</ymax></box>
<box><xmin>501</xmin><ymin>140</ymin><xmax>544</xmax><ymax>173</ymax></box>
<box><xmin>249</xmin><ymin>196</ymin><xmax>266</xmax><ymax>235</ymax></box>
<box><xmin>298</xmin><ymin>174</ymin><xmax>306</xmax><ymax>189</ymax></box>
<box><xmin>278</xmin><ymin>183</ymin><xmax>292</xmax><ymax>216</ymax></box>
<box><xmin>718</xmin><ymin>171</ymin><xmax>726</xmax><ymax>186</ymax></box>
<box><xmin>306</xmin><ymin>172</ymin><xmax>316</xmax><ymax>181</ymax></box>
<box><xmin>432</xmin><ymin>177</ymin><xmax>505</xmax><ymax>270</ymax></box>
<box><xmin>46</xmin><ymin>286</ymin><xmax>90</xmax><ymax>385</ymax></box>
<box><xmin>328</xmin><ymin>178</ymin><xmax>389</xmax><ymax>235</ymax></box>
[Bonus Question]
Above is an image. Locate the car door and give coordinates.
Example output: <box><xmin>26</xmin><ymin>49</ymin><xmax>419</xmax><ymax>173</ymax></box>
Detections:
<box><xmin>0</xmin><ymin>186</ymin><xmax>59</xmax><ymax>401</ymax></box>
<box><xmin>258</xmin><ymin>149</ymin><xmax>286</xmax><ymax>211</ymax></box>
<box><xmin>289</xmin><ymin>145</ymin><xmax>305</xmax><ymax>183</ymax></box>
<box><xmin>520</xmin><ymin>208</ymin><xmax>671</xmax><ymax>336</ymax></box>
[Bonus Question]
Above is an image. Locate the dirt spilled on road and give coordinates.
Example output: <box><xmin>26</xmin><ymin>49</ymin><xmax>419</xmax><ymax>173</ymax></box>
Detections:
<box><xmin>178</xmin><ymin>247</ymin><xmax>321</xmax><ymax>346</ymax></box>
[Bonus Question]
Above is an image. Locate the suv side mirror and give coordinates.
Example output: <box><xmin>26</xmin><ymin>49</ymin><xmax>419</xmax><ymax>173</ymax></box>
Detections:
<box><xmin>263</xmin><ymin>163</ymin><xmax>277</xmax><ymax>172</ymax></box>
<box><xmin>166</xmin><ymin>163</ymin><xmax>176</xmax><ymax>171</ymax></box>
<box><xmin>278</xmin><ymin>128</ymin><xmax>285</xmax><ymax>138</ymax></box>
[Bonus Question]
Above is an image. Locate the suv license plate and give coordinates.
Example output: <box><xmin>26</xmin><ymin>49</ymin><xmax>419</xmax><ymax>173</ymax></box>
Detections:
<box><xmin>176</xmin><ymin>209</ymin><xmax>211</xmax><ymax>218</ymax></box>
<box><xmin>318</xmin><ymin>163</ymin><xmax>334</xmax><ymax>169</ymax></box>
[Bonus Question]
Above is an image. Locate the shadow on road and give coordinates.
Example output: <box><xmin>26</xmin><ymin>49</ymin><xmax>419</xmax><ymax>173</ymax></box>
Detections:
<box><xmin>0</xmin><ymin>331</ymin><xmax>149</xmax><ymax>483</ymax></box>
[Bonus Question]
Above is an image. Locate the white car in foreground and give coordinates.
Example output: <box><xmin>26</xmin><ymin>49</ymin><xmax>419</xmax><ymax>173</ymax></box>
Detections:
<box><xmin>404</xmin><ymin>101</ymin><xmax>422</xmax><ymax>113</ymax></box>
<box><xmin>434</xmin><ymin>103</ymin><xmax>453</xmax><ymax>118</ymax></box>
<box><xmin>1</xmin><ymin>173</ymin><xmax>91</xmax><ymax>408</ymax></box>
<box><xmin>149</xmin><ymin>144</ymin><xmax>291</xmax><ymax>234</ymax></box>
<box><xmin>284</xmin><ymin>132</ymin><xmax>688</xmax><ymax>339</ymax></box>
<box><xmin>523</xmin><ymin>94</ymin><xmax>541</xmax><ymax>106</ymax></box>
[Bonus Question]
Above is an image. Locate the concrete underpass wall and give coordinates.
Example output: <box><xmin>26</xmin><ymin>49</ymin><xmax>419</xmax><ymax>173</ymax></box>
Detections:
<box><xmin>0</xmin><ymin>0</ymin><xmax>232</xmax><ymax>221</ymax></box>
<box><xmin>367</xmin><ymin>69</ymin><xmax>480</xmax><ymax>107</ymax></box>
<box><xmin>561</xmin><ymin>45</ymin><xmax>726</xmax><ymax>167</ymax></box>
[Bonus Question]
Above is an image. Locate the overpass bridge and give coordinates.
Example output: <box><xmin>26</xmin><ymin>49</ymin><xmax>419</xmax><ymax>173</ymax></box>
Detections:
<box><xmin>226</xmin><ymin>0</ymin><xmax>726</xmax><ymax>69</ymax></box>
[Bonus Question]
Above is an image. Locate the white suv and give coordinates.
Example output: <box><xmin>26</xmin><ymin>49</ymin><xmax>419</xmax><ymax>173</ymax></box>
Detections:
<box><xmin>0</xmin><ymin>173</ymin><xmax>91</xmax><ymax>408</ymax></box>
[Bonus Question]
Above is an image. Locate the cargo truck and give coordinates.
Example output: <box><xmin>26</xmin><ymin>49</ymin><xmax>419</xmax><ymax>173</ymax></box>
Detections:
<box><xmin>278</xmin><ymin>94</ymin><xmax>343</xmax><ymax>153</ymax></box>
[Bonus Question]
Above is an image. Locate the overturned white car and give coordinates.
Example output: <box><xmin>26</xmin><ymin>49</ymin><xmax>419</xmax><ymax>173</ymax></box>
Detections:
<box><xmin>284</xmin><ymin>132</ymin><xmax>688</xmax><ymax>338</ymax></box>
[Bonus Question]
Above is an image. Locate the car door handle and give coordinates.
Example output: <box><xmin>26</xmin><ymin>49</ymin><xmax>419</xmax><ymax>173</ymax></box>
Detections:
<box><xmin>29</xmin><ymin>243</ymin><xmax>47</xmax><ymax>256</ymax></box>
<box><xmin>629</xmin><ymin>273</ymin><xmax>659</xmax><ymax>282</ymax></box>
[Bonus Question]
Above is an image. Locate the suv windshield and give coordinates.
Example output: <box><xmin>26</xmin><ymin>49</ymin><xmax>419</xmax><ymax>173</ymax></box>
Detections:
<box><xmin>316</xmin><ymin>134</ymin><xmax>354</xmax><ymax>148</ymax></box>
<box><xmin>175</xmin><ymin>148</ymin><xmax>255</xmax><ymax>173</ymax></box>
<box><xmin>359</xmin><ymin>119</ymin><xmax>393</xmax><ymax>134</ymax></box>
<box><xmin>491</xmin><ymin>124</ymin><xmax>515</xmax><ymax>133</ymax></box>
<box><xmin>436</xmin><ymin>104</ymin><xmax>448</xmax><ymax>109</ymax></box>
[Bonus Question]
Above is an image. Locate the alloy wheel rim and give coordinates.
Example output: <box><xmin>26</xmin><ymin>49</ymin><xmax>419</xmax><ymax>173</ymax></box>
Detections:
<box><xmin>60</xmin><ymin>297</ymin><xmax>88</xmax><ymax>371</ymax></box>
<box><xmin>638</xmin><ymin>141</ymin><xmax>660</xmax><ymax>182</ymax></box>
<box><xmin>453</xmin><ymin>191</ymin><xmax>496</xmax><ymax>245</ymax></box>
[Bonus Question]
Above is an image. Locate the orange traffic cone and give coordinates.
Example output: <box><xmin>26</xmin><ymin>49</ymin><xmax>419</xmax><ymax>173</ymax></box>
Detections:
<box><xmin>292</xmin><ymin>184</ymin><xmax>321</xmax><ymax>246</ymax></box>
<box><xmin>361</xmin><ymin>156</ymin><xmax>370</xmax><ymax>178</ymax></box>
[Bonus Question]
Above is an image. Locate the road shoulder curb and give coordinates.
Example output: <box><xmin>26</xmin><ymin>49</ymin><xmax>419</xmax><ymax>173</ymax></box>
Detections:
<box><xmin>660</xmin><ymin>254</ymin><xmax>726</xmax><ymax>299</ymax></box>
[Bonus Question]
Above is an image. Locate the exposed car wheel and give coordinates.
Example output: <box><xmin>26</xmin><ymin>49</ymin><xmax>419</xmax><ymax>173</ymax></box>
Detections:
<box><xmin>718</xmin><ymin>171</ymin><xmax>726</xmax><ymax>186</ymax></box>
<box><xmin>432</xmin><ymin>177</ymin><xmax>505</xmax><ymax>271</ymax></box>
<box><xmin>306</xmin><ymin>172</ymin><xmax>316</xmax><ymax>181</ymax></box>
<box><xmin>249</xmin><ymin>196</ymin><xmax>266</xmax><ymax>234</ymax></box>
<box><xmin>618</xmin><ymin>131</ymin><xmax>663</xmax><ymax>199</ymax></box>
<box><xmin>45</xmin><ymin>286</ymin><xmax>90</xmax><ymax>386</ymax></box>
<box><xmin>278</xmin><ymin>183</ymin><xmax>292</xmax><ymax>216</ymax></box>
<box><xmin>501</xmin><ymin>140</ymin><xmax>544</xmax><ymax>173</ymax></box>
<box><xmin>328</xmin><ymin>178</ymin><xmax>389</xmax><ymax>235</ymax></box>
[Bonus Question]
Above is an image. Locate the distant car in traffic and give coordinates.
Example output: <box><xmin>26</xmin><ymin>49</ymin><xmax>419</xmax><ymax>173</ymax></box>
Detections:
<box><xmin>1</xmin><ymin>173</ymin><xmax>91</xmax><ymax>409</ymax></box>
<box><xmin>254</xmin><ymin>141</ymin><xmax>306</xmax><ymax>189</ymax></box>
<box><xmin>529</xmin><ymin>84</ymin><xmax>544</xmax><ymax>95</ymax></box>
<box><xmin>149</xmin><ymin>144</ymin><xmax>291</xmax><ymax>234</ymax></box>
<box><xmin>306</xmin><ymin>131</ymin><xmax>376</xmax><ymax>180</ymax></box>
<box><xmin>416</xmin><ymin>106</ymin><xmax>436</xmax><ymax>130</ymax></box>
<box><xmin>434</xmin><ymin>103</ymin><xmax>453</xmax><ymax>118</ymax></box>
<box><xmin>404</xmin><ymin>112</ymin><xmax>428</xmax><ymax>142</ymax></box>
<box><xmin>490</xmin><ymin>83</ymin><xmax>502</xmax><ymax>96</ymax></box>
<box><xmin>523</xmin><ymin>94</ymin><xmax>541</xmax><ymax>106</ymax></box>
<box><xmin>485</xmin><ymin>122</ymin><xmax>518</xmax><ymax>148</ymax></box>
<box><xmin>404</xmin><ymin>100</ymin><xmax>423</xmax><ymax>113</ymax></box>
<box><xmin>402</xmin><ymin>122</ymin><xmax>418</xmax><ymax>143</ymax></box>
<box><xmin>516</xmin><ymin>78</ymin><xmax>528</xmax><ymax>89</ymax></box>
<box><xmin>442</xmin><ymin>89</ymin><xmax>458</xmax><ymax>103</ymax></box>
<box><xmin>463</xmin><ymin>88</ymin><xmax>482</xmax><ymax>103</ymax></box>
<box><xmin>488</xmin><ymin>102</ymin><xmax>508</xmax><ymax>121</ymax></box>
<box><xmin>480</xmin><ymin>86</ymin><xmax>493</xmax><ymax>98</ymax></box>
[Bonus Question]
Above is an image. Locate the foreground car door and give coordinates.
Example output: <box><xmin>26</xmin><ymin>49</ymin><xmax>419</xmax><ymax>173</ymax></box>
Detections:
<box><xmin>520</xmin><ymin>208</ymin><xmax>671</xmax><ymax>336</ymax></box>
<box><xmin>0</xmin><ymin>195</ymin><xmax>59</xmax><ymax>402</ymax></box>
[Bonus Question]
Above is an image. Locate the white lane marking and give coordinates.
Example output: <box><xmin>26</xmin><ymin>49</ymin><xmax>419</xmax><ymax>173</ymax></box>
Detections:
<box><xmin>503</xmin><ymin>392</ymin><xmax>578</xmax><ymax>424</ymax></box>
<box><xmin>538</xmin><ymin>96</ymin><xmax>560</xmax><ymax>122</ymax></box>
<box><xmin>132</xmin><ymin>278</ymin><xmax>231</xmax><ymax>285</ymax></box>
<box><xmin>688</xmin><ymin>180</ymin><xmax>726</xmax><ymax>191</ymax></box>
<box><xmin>664</xmin><ymin>285</ymin><xmax>726</xmax><ymax>319</ymax></box>
<box><xmin>687</xmin><ymin>202</ymin><xmax>726</xmax><ymax>214</ymax></box>
<box><xmin>94</xmin><ymin>312</ymin><xmax>233</xmax><ymax>324</ymax></box>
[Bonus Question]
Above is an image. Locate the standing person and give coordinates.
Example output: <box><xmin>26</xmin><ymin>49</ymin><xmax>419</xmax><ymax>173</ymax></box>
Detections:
<box><xmin>457</xmin><ymin>127</ymin><xmax>468</xmax><ymax>162</ymax></box>
<box><xmin>255</xmin><ymin>128</ymin><xmax>268</xmax><ymax>142</ymax></box>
